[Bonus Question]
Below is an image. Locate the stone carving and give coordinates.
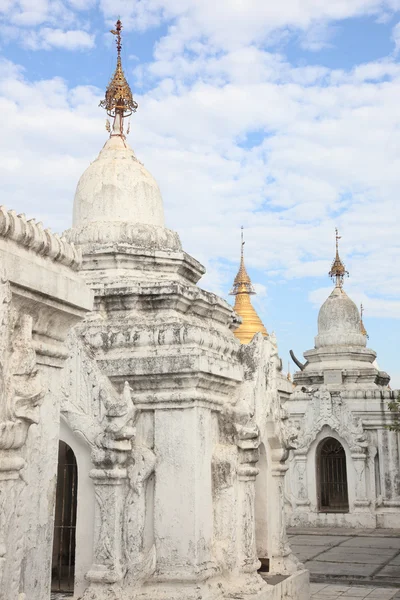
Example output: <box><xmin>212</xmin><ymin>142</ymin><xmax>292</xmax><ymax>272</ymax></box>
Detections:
<box><xmin>0</xmin><ymin>282</ymin><xmax>45</xmax><ymax>458</ymax></box>
<box><xmin>294</xmin><ymin>387</ymin><xmax>368</xmax><ymax>453</ymax></box>
<box><xmin>0</xmin><ymin>206</ymin><xmax>81</xmax><ymax>270</ymax></box>
<box><xmin>124</xmin><ymin>446</ymin><xmax>156</xmax><ymax>584</ymax></box>
<box><xmin>62</xmin><ymin>333</ymin><xmax>159</xmax><ymax>591</ymax></box>
<box><xmin>0</xmin><ymin>275</ymin><xmax>46</xmax><ymax>599</ymax></box>
<box><xmin>62</xmin><ymin>334</ymin><xmax>137</xmax><ymax>462</ymax></box>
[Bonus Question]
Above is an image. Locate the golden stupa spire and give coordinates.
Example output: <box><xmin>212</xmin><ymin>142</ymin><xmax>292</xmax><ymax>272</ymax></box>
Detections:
<box><xmin>360</xmin><ymin>303</ymin><xmax>369</xmax><ymax>339</ymax></box>
<box><xmin>99</xmin><ymin>19</ymin><xmax>138</xmax><ymax>136</ymax></box>
<box><xmin>329</xmin><ymin>228</ymin><xmax>349</xmax><ymax>288</ymax></box>
<box><xmin>230</xmin><ymin>227</ymin><xmax>268</xmax><ymax>344</ymax></box>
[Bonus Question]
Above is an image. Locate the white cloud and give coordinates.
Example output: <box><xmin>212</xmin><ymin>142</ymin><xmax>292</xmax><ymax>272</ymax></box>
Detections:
<box><xmin>24</xmin><ymin>27</ymin><xmax>95</xmax><ymax>50</ymax></box>
<box><xmin>2</xmin><ymin>0</ymin><xmax>75</xmax><ymax>28</ymax></box>
<box><xmin>100</xmin><ymin>0</ymin><xmax>400</xmax><ymax>53</ymax></box>
<box><xmin>0</xmin><ymin>0</ymin><xmax>95</xmax><ymax>50</ymax></box>
<box><xmin>1</xmin><ymin>47</ymin><xmax>399</xmax><ymax>319</ymax></box>
<box><xmin>392</xmin><ymin>20</ymin><xmax>400</xmax><ymax>53</ymax></box>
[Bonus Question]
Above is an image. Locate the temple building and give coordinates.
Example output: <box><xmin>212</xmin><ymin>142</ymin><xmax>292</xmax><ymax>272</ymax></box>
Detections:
<box><xmin>0</xmin><ymin>21</ymin><xmax>308</xmax><ymax>600</ymax></box>
<box><xmin>228</xmin><ymin>229</ymin><xmax>400</xmax><ymax>529</ymax></box>
<box><xmin>284</xmin><ymin>231</ymin><xmax>400</xmax><ymax>528</ymax></box>
<box><xmin>230</xmin><ymin>229</ymin><xmax>268</xmax><ymax>344</ymax></box>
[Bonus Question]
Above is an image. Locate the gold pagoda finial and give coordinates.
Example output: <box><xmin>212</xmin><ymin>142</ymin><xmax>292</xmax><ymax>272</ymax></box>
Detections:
<box><xmin>360</xmin><ymin>303</ymin><xmax>369</xmax><ymax>339</ymax></box>
<box><xmin>329</xmin><ymin>228</ymin><xmax>349</xmax><ymax>288</ymax></box>
<box><xmin>99</xmin><ymin>19</ymin><xmax>138</xmax><ymax>136</ymax></box>
<box><xmin>230</xmin><ymin>227</ymin><xmax>255</xmax><ymax>296</ymax></box>
<box><xmin>230</xmin><ymin>228</ymin><xmax>268</xmax><ymax>344</ymax></box>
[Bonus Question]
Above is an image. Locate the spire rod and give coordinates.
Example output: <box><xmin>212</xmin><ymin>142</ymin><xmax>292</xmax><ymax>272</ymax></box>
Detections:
<box><xmin>328</xmin><ymin>227</ymin><xmax>349</xmax><ymax>288</ymax></box>
<box><xmin>99</xmin><ymin>19</ymin><xmax>138</xmax><ymax>136</ymax></box>
<box><xmin>360</xmin><ymin>303</ymin><xmax>369</xmax><ymax>338</ymax></box>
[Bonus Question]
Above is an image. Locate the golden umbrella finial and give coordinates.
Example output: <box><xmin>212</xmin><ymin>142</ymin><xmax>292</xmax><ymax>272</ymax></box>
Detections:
<box><xmin>230</xmin><ymin>227</ymin><xmax>268</xmax><ymax>344</ymax></box>
<box><xmin>328</xmin><ymin>227</ymin><xmax>349</xmax><ymax>288</ymax></box>
<box><xmin>99</xmin><ymin>19</ymin><xmax>138</xmax><ymax>135</ymax></box>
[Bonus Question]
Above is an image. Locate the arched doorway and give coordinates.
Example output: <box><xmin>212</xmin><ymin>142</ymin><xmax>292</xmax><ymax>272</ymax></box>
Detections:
<box><xmin>51</xmin><ymin>441</ymin><xmax>78</xmax><ymax>592</ymax></box>
<box><xmin>317</xmin><ymin>437</ymin><xmax>349</xmax><ymax>512</ymax></box>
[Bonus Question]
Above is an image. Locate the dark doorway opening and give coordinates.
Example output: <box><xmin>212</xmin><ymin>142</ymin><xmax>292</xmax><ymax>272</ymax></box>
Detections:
<box><xmin>317</xmin><ymin>437</ymin><xmax>349</xmax><ymax>512</ymax></box>
<box><xmin>51</xmin><ymin>441</ymin><xmax>78</xmax><ymax>592</ymax></box>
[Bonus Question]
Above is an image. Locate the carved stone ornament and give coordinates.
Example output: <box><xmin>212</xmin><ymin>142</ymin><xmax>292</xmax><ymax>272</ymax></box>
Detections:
<box><xmin>295</xmin><ymin>387</ymin><xmax>369</xmax><ymax>453</ymax></box>
<box><xmin>0</xmin><ymin>275</ymin><xmax>45</xmax><ymax>465</ymax></box>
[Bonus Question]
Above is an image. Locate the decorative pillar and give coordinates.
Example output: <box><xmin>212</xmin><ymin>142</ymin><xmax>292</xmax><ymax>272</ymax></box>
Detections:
<box><xmin>268</xmin><ymin>448</ymin><xmax>294</xmax><ymax>574</ymax></box>
<box><xmin>351</xmin><ymin>451</ymin><xmax>370</xmax><ymax>508</ymax></box>
<box><xmin>235</xmin><ymin>423</ymin><xmax>260</xmax><ymax>576</ymax></box>
<box><xmin>292</xmin><ymin>451</ymin><xmax>311</xmax><ymax>509</ymax></box>
<box><xmin>86</xmin><ymin>468</ymin><xmax>128</xmax><ymax>584</ymax></box>
<box><xmin>85</xmin><ymin>382</ymin><xmax>137</xmax><ymax>588</ymax></box>
<box><xmin>0</xmin><ymin>306</ymin><xmax>45</xmax><ymax>600</ymax></box>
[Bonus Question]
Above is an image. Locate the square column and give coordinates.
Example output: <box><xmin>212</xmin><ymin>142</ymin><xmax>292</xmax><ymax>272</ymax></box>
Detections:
<box><xmin>153</xmin><ymin>405</ymin><xmax>216</xmax><ymax>583</ymax></box>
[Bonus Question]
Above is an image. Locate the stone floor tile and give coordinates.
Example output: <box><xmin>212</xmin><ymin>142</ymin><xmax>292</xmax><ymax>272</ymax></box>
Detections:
<box><xmin>342</xmin><ymin>588</ymin><xmax>375</xmax><ymax>597</ymax></box>
<box><xmin>340</xmin><ymin>538</ymin><xmax>400</xmax><ymax>549</ymax></box>
<box><xmin>314</xmin><ymin>588</ymin><xmax>342</xmax><ymax>597</ymax></box>
<box><xmin>291</xmin><ymin>535</ymin><xmax>352</xmax><ymax>546</ymax></box>
<box><xmin>375</xmin><ymin>565</ymin><xmax>400</xmax><ymax>577</ymax></box>
<box><xmin>341</xmin><ymin>597</ymin><xmax>373</xmax><ymax>600</ymax></box>
<box><xmin>291</xmin><ymin>544</ymin><xmax>326</xmax><ymax>561</ymax></box>
<box><xmin>306</xmin><ymin>560</ymin><xmax>380</xmax><ymax>576</ymax></box>
<box><xmin>314</xmin><ymin>550</ymin><xmax>395</xmax><ymax>564</ymax></box>
<box><xmin>365</xmin><ymin>591</ymin><xmax>398</xmax><ymax>599</ymax></box>
<box><xmin>310</xmin><ymin>582</ymin><xmax>330</xmax><ymax>592</ymax></box>
<box><xmin>326</xmin><ymin>585</ymin><xmax>352</xmax><ymax>592</ymax></box>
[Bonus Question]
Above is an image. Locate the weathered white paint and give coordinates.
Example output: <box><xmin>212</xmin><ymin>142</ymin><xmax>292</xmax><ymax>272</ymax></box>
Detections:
<box><xmin>73</xmin><ymin>135</ymin><xmax>165</xmax><ymax>236</ymax></box>
<box><xmin>0</xmin><ymin>125</ymin><xmax>310</xmax><ymax>600</ymax></box>
<box><xmin>0</xmin><ymin>208</ymin><xmax>92</xmax><ymax>600</ymax></box>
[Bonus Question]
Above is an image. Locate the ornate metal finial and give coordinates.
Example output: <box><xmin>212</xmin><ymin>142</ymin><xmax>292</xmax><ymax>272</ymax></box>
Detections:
<box><xmin>360</xmin><ymin>303</ymin><xmax>369</xmax><ymax>338</ymax></box>
<box><xmin>230</xmin><ymin>227</ymin><xmax>255</xmax><ymax>296</ymax></box>
<box><xmin>99</xmin><ymin>19</ymin><xmax>138</xmax><ymax>135</ymax></box>
<box><xmin>329</xmin><ymin>228</ymin><xmax>349</xmax><ymax>288</ymax></box>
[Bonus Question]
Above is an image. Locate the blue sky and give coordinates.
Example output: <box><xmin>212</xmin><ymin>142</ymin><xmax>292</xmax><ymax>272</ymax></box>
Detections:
<box><xmin>1</xmin><ymin>0</ymin><xmax>400</xmax><ymax>384</ymax></box>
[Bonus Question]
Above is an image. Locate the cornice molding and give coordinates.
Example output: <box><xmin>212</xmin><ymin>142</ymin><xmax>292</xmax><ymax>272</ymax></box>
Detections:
<box><xmin>0</xmin><ymin>206</ymin><xmax>81</xmax><ymax>271</ymax></box>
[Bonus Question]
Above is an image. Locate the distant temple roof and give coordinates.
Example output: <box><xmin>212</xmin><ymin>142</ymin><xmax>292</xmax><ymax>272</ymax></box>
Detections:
<box><xmin>230</xmin><ymin>227</ymin><xmax>268</xmax><ymax>344</ymax></box>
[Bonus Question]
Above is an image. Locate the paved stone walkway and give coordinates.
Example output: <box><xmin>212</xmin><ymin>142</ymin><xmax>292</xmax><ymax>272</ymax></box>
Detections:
<box><xmin>311</xmin><ymin>583</ymin><xmax>400</xmax><ymax>599</ymax></box>
<box><xmin>289</xmin><ymin>528</ymin><xmax>400</xmax><ymax>587</ymax></box>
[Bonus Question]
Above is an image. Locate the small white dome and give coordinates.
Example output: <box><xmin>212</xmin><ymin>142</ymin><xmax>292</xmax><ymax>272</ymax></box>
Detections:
<box><xmin>73</xmin><ymin>135</ymin><xmax>165</xmax><ymax>232</ymax></box>
<box><xmin>315</xmin><ymin>286</ymin><xmax>366</xmax><ymax>348</ymax></box>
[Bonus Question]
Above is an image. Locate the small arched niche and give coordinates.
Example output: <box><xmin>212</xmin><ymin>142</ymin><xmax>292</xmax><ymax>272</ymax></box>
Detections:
<box><xmin>317</xmin><ymin>437</ymin><xmax>349</xmax><ymax>513</ymax></box>
<box><xmin>51</xmin><ymin>441</ymin><xmax>78</xmax><ymax>593</ymax></box>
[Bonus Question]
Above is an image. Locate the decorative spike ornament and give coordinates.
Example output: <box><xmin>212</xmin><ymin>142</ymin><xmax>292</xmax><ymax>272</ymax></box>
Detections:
<box><xmin>99</xmin><ymin>19</ymin><xmax>138</xmax><ymax>136</ymax></box>
<box><xmin>329</xmin><ymin>228</ymin><xmax>349</xmax><ymax>288</ymax></box>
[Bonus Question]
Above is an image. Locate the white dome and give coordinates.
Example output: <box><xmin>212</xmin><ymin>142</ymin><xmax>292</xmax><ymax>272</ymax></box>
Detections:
<box><xmin>73</xmin><ymin>135</ymin><xmax>165</xmax><ymax>233</ymax></box>
<box><xmin>315</xmin><ymin>286</ymin><xmax>366</xmax><ymax>348</ymax></box>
